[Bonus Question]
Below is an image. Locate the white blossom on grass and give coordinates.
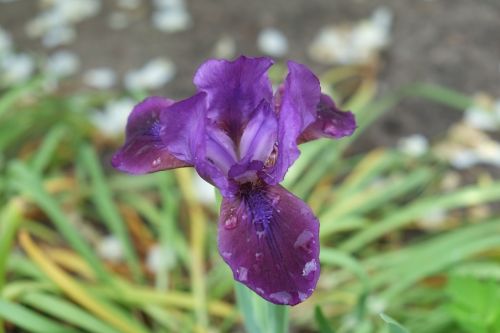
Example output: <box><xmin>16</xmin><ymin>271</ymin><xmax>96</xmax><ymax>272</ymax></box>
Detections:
<box><xmin>146</xmin><ymin>244</ymin><xmax>177</xmax><ymax>274</ymax></box>
<box><xmin>97</xmin><ymin>235</ymin><xmax>124</xmax><ymax>263</ymax></box>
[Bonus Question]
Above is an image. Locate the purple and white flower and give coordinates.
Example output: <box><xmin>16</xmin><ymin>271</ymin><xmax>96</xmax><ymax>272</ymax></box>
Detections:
<box><xmin>112</xmin><ymin>56</ymin><xmax>356</xmax><ymax>305</ymax></box>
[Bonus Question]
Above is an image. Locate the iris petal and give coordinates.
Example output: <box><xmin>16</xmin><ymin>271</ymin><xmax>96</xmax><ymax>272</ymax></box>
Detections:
<box><xmin>265</xmin><ymin>61</ymin><xmax>321</xmax><ymax>184</ymax></box>
<box><xmin>239</xmin><ymin>100</ymin><xmax>278</xmax><ymax>164</ymax></box>
<box><xmin>299</xmin><ymin>94</ymin><xmax>356</xmax><ymax>143</ymax></box>
<box><xmin>218</xmin><ymin>184</ymin><xmax>320</xmax><ymax>305</ymax></box>
<box><xmin>160</xmin><ymin>92</ymin><xmax>235</xmax><ymax>195</ymax></box>
<box><xmin>111</xmin><ymin>96</ymin><xmax>190</xmax><ymax>174</ymax></box>
<box><xmin>193</xmin><ymin>56</ymin><xmax>274</xmax><ymax>139</ymax></box>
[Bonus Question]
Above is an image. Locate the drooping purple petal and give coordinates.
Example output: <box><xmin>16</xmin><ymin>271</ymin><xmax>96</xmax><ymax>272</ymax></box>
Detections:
<box><xmin>193</xmin><ymin>56</ymin><xmax>274</xmax><ymax>139</ymax></box>
<box><xmin>264</xmin><ymin>61</ymin><xmax>321</xmax><ymax>184</ymax></box>
<box><xmin>111</xmin><ymin>96</ymin><xmax>190</xmax><ymax>174</ymax></box>
<box><xmin>298</xmin><ymin>94</ymin><xmax>356</xmax><ymax>144</ymax></box>
<box><xmin>218</xmin><ymin>184</ymin><xmax>320</xmax><ymax>306</ymax></box>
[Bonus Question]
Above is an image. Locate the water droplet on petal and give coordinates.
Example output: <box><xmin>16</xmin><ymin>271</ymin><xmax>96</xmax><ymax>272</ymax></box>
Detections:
<box><xmin>255</xmin><ymin>252</ymin><xmax>263</xmax><ymax>261</ymax></box>
<box><xmin>269</xmin><ymin>291</ymin><xmax>292</xmax><ymax>305</ymax></box>
<box><xmin>302</xmin><ymin>259</ymin><xmax>317</xmax><ymax>278</ymax></box>
<box><xmin>152</xmin><ymin>157</ymin><xmax>162</xmax><ymax>167</ymax></box>
<box><xmin>224</xmin><ymin>215</ymin><xmax>238</xmax><ymax>230</ymax></box>
<box><xmin>294</xmin><ymin>230</ymin><xmax>314</xmax><ymax>253</ymax></box>
<box><xmin>222</xmin><ymin>251</ymin><xmax>232</xmax><ymax>259</ymax></box>
<box><xmin>300</xmin><ymin>207</ymin><xmax>311</xmax><ymax>216</ymax></box>
<box><xmin>271</xmin><ymin>195</ymin><xmax>280</xmax><ymax>206</ymax></box>
<box><xmin>237</xmin><ymin>266</ymin><xmax>248</xmax><ymax>281</ymax></box>
<box><xmin>298</xmin><ymin>292</ymin><xmax>308</xmax><ymax>302</ymax></box>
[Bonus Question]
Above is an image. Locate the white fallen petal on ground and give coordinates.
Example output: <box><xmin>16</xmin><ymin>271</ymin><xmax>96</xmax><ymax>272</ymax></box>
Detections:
<box><xmin>419</xmin><ymin>209</ymin><xmax>447</xmax><ymax>229</ymax></box>
<box><xmin>97</xmin><ymin>236</ymin><xmax>124</xmax><ymax>263</ymax></box>
<box><xmin>0</xmin><ymin>26</ymin><xmax>13</xmax><ymax>56</ymax></box>
<box><xmin>124</xmin><ymin>57</ymin><xmax>175</xmax><ymax>91</ymax></box>
<box><xmin>257</xmin><ymin>28</ymin><xmax>289</xmax><ymax>57</ymax></box>
<box><xmin>116</xmin><ymin>0</ymin><xmax>141</xmax><ymax>10</ymax></box>
<box><xmin>464</xmin><ymin>105</ymin><xmax>498</xmax><ymax>131</ymax></box>
<box><xmin>152</xmin><ymin>7</ymin><xmax>191</xmax><ymax>32</ymax></box>
<box><xmin>152</xmin><ymin>0</ymin><xmax>191</xmax><ymax>32</ymax></box>
<box><xmin>146</xmin><ymin>244</ymin><xmax>177</xmax><ymax>274</ymax></box>
<box><xmin>449</xmin><ymin>149</ymin><xmax>479</xmax><ymax>169</ymax></box>
<box><xmin>45</xmin><ymin>50</ymin><xmax>80</xmax><ymax>78</ymax></box>
<box><xmin>476</xmin><ymin>141</ymin><xmax>500</xmax><ymax>167</ymax></box>
<box><xmin>309</xmin><ymin>7</ymin><xmax>392</xmax><ymax>64</ymax></box>
<box><xmin>397</xmin><ymin>134</ymin><xmax>429</xmax><ymax>157</ymax></box>
<box><xmin>41</xmin><ymin>25</ymin><xmax>76</xmax><ymax>48</ymax></box>
<box><xmin>0</xmin><ymin>53</ymin><xmax>35</xmax><ymax>86</ymax></box>
<box><xmin>26</xmin><ymin>0</ymin><xmax>101</xmax><ymax>39</ymax></box>
<box><xmin>83</xmin><ymin>67</ymin><xmax>117</xmax><ymax>89</ymax></box>
<box><xmin>213</xmin><ymin>35</ymin><xmax>236</xmax><ymax>59</ymax></box>
<box><xmin>108</xmin><ymin>12</ymin><xmax>130</xmax><ymax>30</ymax></box>
<box><xmin>90</xmin><ymin>97</ymin><xmax>135</xmax><ymax>136</ymax></box>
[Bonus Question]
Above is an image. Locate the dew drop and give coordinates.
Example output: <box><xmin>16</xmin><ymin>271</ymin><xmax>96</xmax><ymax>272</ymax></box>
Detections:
<box><xmin>294</xmin><ymin>230</ymin><xmax>314</xmax><ymax>253</ymax></box>
<box><xmin>300</xmin><ymin>207</ymin><xmax>311</xmax><ymax>216</ymax></box>
<box><xmin>222</xmin><ymin>251</ymin><xmax>232</xmax><ymax>259</ymax></box>
<box><xmin>269</xmin><ymin>291</ymin><xmax>292</xmax><ymax>305</ymax></box>
<box><xmin>237</xmin><ymin>266</ymin><xmax>248</xmax><ymax>282</ymax></box>
<box><xmin>298</xmin><ymin>292</ymin><xmax>308</xmax><ymax>302</ymax></box>
<box><xmin>152</xmin><ymin>157</ymin><xmax>162</xmax><ymax>167</ymax></box>
<box><xmin>302</xmin><ymin>259</ymin><xmax>317</xmax><ymax>277</ymax></box>
<box><xmin>224</xmin><ymin>215</ymin><xmax>238</xmax><ymax>230</ymax></box>
<box><xmin>271</xmin><ymin>195</ymin><xmax>280</xmax><ymax>206</ymax></box>
<box><xmin>255</xmin><ymin>252</ymin><xmax>263</xmax><ymax>262</ymax></box>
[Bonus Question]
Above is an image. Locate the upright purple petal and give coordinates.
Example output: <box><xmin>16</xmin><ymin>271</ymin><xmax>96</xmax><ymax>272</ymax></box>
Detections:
<box><xmin>265</xmin><ymin>61</ymin><xmax>321</xmax><ymax>184</ymax></box>
<box><xmin>160</xmin><ymin>92</ymin><xmax>235</xmax><ymax>196</ymax></box>
<box><xmin>193</xmin><ymin>56</ymin><xmax>274</xmax><ymax>139</ymax></box>
<box><xmin>239</xmin><ymin>100</ymin><xmax>278</xmax><ymax>165</ymax></box>
<box><xmin>218</xmin><ymin>184</ymin><xmax>320</xmax><ymax>305</ymax></box>
<box><xmin>111</xmin><ymin>96</ymin><xmax>190</xmax><ymax>174</ymax></box>
<box><xmin>299</xmin><ymin>94</ymin><xmax>356</xmax><ymax>143</ymax></box>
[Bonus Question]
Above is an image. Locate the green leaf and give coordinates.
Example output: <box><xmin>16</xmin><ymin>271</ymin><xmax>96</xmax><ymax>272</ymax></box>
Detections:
<box><xmin>0</xmin><ymin>300</ymin><xmax>79</xmax><ymax>333</ymax></box>
<box><xmin>314</xmin><ymin>306</ymin><xmax>335</xmax><ymax>333</ymax></box>
<box><xmin>79</xmin><ymin>145</ymin><xmax>144</xmax><ymax>282</ymax></box>
<box><xmin>380</xmin><ymin>313</ymin><xmax>410</xmax><ymax>333</ymax></box>
<box><xmin>22</xmin><ymin>293</ymin><xmax>122</xmax><ymax>333</ymax></box>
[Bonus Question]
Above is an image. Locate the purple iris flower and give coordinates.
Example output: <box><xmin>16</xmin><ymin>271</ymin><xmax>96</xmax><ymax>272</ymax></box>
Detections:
<box><xmin>112</xmin><ymin>56</ymin><xmax>356</xmax><ymax>305</ymax></box>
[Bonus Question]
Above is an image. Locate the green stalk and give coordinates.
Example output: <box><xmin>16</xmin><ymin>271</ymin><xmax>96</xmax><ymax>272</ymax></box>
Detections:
<box><xmin>0</xmin><ymin>200</ymin><xmax>24</xmax><ymax>333</ymax></box>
